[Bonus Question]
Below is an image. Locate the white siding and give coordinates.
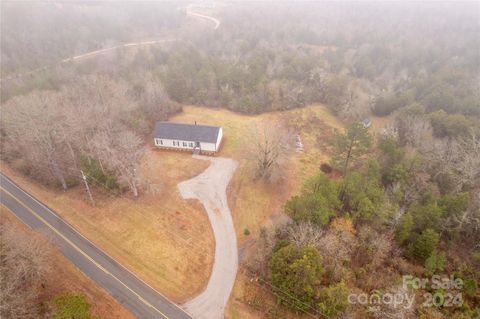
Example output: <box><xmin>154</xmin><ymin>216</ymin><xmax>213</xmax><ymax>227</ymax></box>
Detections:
<box><xmin>199</xmin><ymin>142</ymin><xmax>216</xmax><ymax>152</ymax></box>
<box><xmin>154</xmin><ymin>128</ymin><xmax>222</xmax><ymax>153</ymax></box>
<box><xmin>215</xmin><ymin>127</ymin><xmax>223</xmax><ymax>151</ymax></box>
<box><xmin>156</xmin><ymin>138</ymin><xmax>196</xmax><ymax>149</ymax></box>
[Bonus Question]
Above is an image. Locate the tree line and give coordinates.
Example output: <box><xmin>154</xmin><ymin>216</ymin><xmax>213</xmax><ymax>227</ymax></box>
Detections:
<box><xmin>3</xmin><ymin>2</ymin><xmax>478</xmax><ymax>125</ymax></box>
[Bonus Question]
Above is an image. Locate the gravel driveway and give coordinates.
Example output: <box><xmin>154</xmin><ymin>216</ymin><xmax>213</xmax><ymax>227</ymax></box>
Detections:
<box><xmin>178</xmin><ymin>155</ymin><xmax>238</xmax><ymax>319</ymax></box>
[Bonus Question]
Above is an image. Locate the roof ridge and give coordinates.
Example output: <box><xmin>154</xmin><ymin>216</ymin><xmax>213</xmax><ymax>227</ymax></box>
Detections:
<box><xmin>156</xmin><ymin>121</ymin><xmax>221</xmax><ymax>129</ymax></box>
<box><xmin>154</xmin><ymin>121</ymin><xmax>221</xmax><ymax>144</ymax></box>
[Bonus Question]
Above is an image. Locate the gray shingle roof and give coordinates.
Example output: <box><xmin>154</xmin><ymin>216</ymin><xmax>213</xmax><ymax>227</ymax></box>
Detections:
<box><xmin>154</xmin><ymin>122</ymin><xmax>221</xmax><ymax>144</ymax></box>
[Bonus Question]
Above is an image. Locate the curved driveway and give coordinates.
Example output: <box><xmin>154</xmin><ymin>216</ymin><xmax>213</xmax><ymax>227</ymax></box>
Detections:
<box><xmin>178</xmin><ymin>156</ymin><xmax>238</xmax><ymax>319</ymax></box>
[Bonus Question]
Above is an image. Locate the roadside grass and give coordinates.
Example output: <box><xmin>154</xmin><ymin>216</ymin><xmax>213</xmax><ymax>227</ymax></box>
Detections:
<box><xmin>0</xmin><ymin>207</ymin><xmax>136</xmax><ymax>319</ymax></box>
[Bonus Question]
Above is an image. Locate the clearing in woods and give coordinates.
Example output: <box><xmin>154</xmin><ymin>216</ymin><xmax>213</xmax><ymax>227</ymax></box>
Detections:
<box><xmin>0</xmin><ymin>103</ymin><xmax>355</xmax><ymax>315</ymax></box>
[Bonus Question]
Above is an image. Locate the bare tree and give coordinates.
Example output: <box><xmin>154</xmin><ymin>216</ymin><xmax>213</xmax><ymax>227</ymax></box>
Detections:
<box><xmin>356</xmin><ymin>226</ymin><xmax>392</xmax><ymax>269</ymax></box>
<box><xmin>1</xmin><ymin>75</ymin><xmax>150</xmax><ymax>197</ymax></box>
<box><xmin>286</xmin><ymin>221</ymin><xmax>325</xmax><ymax>248</ymax></box>
<box><xmin>89</xmin><ymin>129</ymin><xmax>145</xmax><ymax>197</ymax></box>
<box><xmin>394</xmin><ymin>104</ymin><xmax>433</xmax><ymax>148</ymax></box>
<box><xmin>423</xmin><ymin>131</ymin><xmax>480</xmax><ymax>192</ymax></box>
<box><xmin>1</xmin><ymin>90</ymin><xmax>72</xmax><ymax>189</ymax></box>
<box><xmin>370</xmin><ymin>284</ymin><xmax>416</xmax><ymax>319</ymax></box>
<box><xmin>246</xmin><ymin>122</ymin><xmax>294</xmax><ymax>182</ymax></box>
<box><xmin>0</xmin><ymin>222</ymin><xmax>52</xmax><ymax>319</ymax></box>
<box><xmin>139</xmin><ymin>76</ymin><xmax>180</xmax><ymax>120</ymax></box>
<box><xmin>246</xmin><ymin>227</ymin><xmax>276</xmax><ymax>278</ymax></box>
<box><xmin>317</xmin><ymin>220</ymin><xmax>357</xmax><ymax>282</ymax></box>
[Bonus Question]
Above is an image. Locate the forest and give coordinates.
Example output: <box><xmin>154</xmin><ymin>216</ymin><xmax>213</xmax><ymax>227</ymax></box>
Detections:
<box><xmin>1</xmin><ymin>1</ymin><xmax>479</xmax><ymax>319</ymax></box>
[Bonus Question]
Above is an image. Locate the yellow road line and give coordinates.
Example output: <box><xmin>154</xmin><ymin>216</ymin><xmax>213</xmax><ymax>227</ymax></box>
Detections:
<box><xmin>0</xmin><ymin>186</ymin><xmax>169</xmax><ymax>319</ymax></box>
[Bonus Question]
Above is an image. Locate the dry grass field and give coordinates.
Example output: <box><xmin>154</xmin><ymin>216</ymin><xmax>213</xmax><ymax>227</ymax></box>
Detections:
<box><xmin>0</xmin><ymin>206</ymin><xmax>136</xmax><ymax>319</ymax></box>
<box><xmin>171</xmin><ymin>104</ymin><xmax>343</xmax><ymax>242</ymax></box>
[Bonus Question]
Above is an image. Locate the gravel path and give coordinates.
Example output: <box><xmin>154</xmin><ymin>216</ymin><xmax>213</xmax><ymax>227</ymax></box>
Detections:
<box><xmin>1</xmin><ymin>4</ymin><xmax>221</xmax><ymax>83</ymax></box>
<box><xmin>178</xmin><ymin>155</ymin><xmax>238</xmax><ymax>319</ymax></box>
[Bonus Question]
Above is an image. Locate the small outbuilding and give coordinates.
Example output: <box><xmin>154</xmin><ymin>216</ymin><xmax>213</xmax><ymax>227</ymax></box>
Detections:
<box><xmin>153</xmin><ymin>121</ymin><xmax>223</xmax><ymax>154</ymax></box>
<box><xmin>361</xmin><ymin>118</ymin><xmax>372</xmax><ymax>129</ymax></box>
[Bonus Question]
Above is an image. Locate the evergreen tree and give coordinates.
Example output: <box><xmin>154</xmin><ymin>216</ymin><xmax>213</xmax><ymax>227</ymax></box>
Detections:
<box><xmin>271</xmin><ymin>243</ymin><xmax>324</xmax><ymax>311</ymax></box>
<box><xmin>317</xmin><ymin>281</ymin><xmax>350</xmax><ymax>318</ymax></box>
<box><xmin>410</xmin><ymin>228</ymin><xmax>440</xmax><ymax>262</ymax></box>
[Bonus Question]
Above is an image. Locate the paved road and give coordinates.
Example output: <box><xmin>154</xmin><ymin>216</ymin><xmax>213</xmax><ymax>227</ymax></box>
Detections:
<box><xmin>0</xmin><ymin>174</ymin><xmax>193</xmax><ymax>319</ymax></box>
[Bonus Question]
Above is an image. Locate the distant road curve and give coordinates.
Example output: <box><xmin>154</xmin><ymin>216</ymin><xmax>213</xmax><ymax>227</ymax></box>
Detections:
<box><xmin>0</xmin><ymin>174</ymin><xmax>193</xmax><ymax>319</ymax></box>
<box><xmin>61</xmin><ymin>39</ymin><xmax>175</xmax><ymax>63</ymax></box>
<box><xmin>0</xmin><ymin>39</ymin><xmax>175</xmax><ymax>83</ymax></box>
<box><xmin>186</xmin><ymin>7</ymin><xmax>221</xmax><ymax>30</ymax></box>
<box><xmin>1</xmin><ymin>4</ymin><xmax>221</xmax><ymax>83</ymax></box>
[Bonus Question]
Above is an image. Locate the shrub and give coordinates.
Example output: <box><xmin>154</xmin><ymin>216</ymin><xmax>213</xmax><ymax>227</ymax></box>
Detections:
<box><xmin>51</xmin><ymin>293</ymin><xmax>97</xmax><ymax>319</ymax></box>
<box><xmin>320</xmin><ymin>163</ymin><xmax>333</xmax><ymax>174</ymax></box>
<box><xmin>271</xmin><ymin>243</ymin><xmax>324</xmax><ymax>311</ymax></box>
<box><xmin>317</xmin><ymin>281</ymin><xmax>350</xmax><ymax>318</ymax></box>
<box><xmin>424</xmin><ymin>250</ymin><xmax>446</xmax><ymax>276</ymax></box>
<box><xmin>410</xmin><ymin>229</ymin><xmax>440</xmax><ymax>262</ymax></box>
<box><xmin>285</xmin><ymin>173</ymin><xmax>340</xmax><ymax>226</ymax></box>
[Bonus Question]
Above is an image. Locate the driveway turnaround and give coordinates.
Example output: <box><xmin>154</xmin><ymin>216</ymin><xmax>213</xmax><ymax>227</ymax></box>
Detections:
<box><xmin>178</xmin><ymin>156</ymin><xmax>239</xmax><ymax>319</ymax></box>
<box><xmin>0</xmin><ymin>174</ymin><xmax>193</xmax><ymax>319</ymax></box>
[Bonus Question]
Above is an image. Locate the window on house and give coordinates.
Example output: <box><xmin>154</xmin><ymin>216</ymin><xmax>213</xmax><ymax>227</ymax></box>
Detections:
<box><xmin>183</xmin><ymin>142</ymin><xmax>187</xmax><ymax>147</ymax></box>
<box><xmin>159</xmin><ymin>139</ymin><xmax>163</xmax><ymax>145</ymax></box>
<box><xmin>189</xmin><ymin>142</ymin><xmax>194</xmax><ymax>147</ymax></box>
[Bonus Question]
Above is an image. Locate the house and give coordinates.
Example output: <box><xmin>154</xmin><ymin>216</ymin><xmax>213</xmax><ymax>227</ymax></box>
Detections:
<box><xmin>153</xmin><ymin>121</ymin><xmax>223</xmax><ymax>154</ymax></box>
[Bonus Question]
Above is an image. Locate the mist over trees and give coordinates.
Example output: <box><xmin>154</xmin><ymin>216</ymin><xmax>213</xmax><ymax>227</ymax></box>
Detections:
<box><xmin>1</xmin><ymin>1</ymin><xmax>479</xmax><ymax>318</ymax></box>
<box><xmin>0</xmin><ymin>1</ymin><xmax>184</xmax><ymax>75</ymax></box>
<box><xmin>2</xmin><ymin>2</ymin><xmax>479</xmax><ymax>121</ymax></box>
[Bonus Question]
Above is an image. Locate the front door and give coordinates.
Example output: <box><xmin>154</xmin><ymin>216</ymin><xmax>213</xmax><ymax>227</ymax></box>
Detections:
<box><xmin>193</xmin><ymin>141</ymin><xmax>201</xmax><ymax>154</ymax></box>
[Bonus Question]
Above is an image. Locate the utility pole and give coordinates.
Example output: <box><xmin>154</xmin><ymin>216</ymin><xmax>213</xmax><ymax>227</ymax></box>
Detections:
<box><xmin>80</xmin><ymin>170</ymin><xmax>95</xmax><ymax>206</ymax></box>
